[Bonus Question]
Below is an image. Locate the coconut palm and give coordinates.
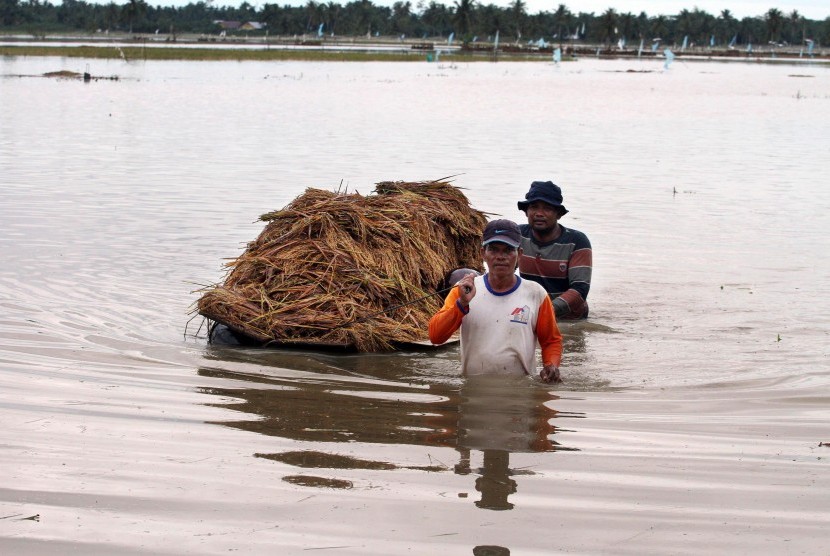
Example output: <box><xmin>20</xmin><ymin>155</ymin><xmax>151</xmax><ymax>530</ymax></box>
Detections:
<box><xmin>305</xmin><ymin>1</ymin><xmax>320</xmax><ymax>33</ymax></box>
<box><xmin>676</xmin><ymin>8</ymin><xmax>693</xmax><ymax>41</ymax></box>
<box><xmin>765</xmin><ymin>8</ymin><xmax>783</xmax><ymax>43</ymax></box>
<box><xmin>650</xmin><ymin>14</ymin><xmax>669</xmax><ymax>41</ymax></box>
<box><xmin>453</xmin><ymin>0</ymin><xmax>474</xmax><ymax>40</ymax></box>
<box><xmin>420</xmin><ymin>1</ymin><xmax>452</xmax><ymax>37</ymax></box>
<box><xmin>552</xmin><ymin>4</ymin><xmax>570</xmax><ymax>45</ymax></box>
<box><xmin>325</xmin><ymin>2</ymin><xmax>340</xmax><ymax>35</ymax></box>
<box><xmin>617</xmin><ymin>11</ymin><xmax>635</xmax><ymax>43</ymax></box>
<box><xmin>392</xmin><ymin>1</ymin><xmax>414</xmax><ymax>37</ymax></box>
<box><xmin>509</xmin><ymin>0</ymin><xmax>525</xmax><ymax>41</ymax></box>
<box><xmin>788</xmin><ymin>10</ymin><xmax>804</xmax><ymax>44</ymax></box>
<box><xmin>121</xmin><ymin>0</ymin><xmax>147</xmax><ymax>33</ymax></box>
<box><xmin>597</xmin><ymin>8</ymin><xmax>616</xmax><ymax>46</ymax></box>
<box><xmin>718</xmin><ymin>9</ymin><xmax>736</xmax><ymax>43</ymax></box>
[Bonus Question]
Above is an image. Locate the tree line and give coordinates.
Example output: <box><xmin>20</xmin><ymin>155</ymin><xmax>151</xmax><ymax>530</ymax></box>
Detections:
<box><xmin>1</xmin><ymin>0</ymin><xmax>828</xmax><ymax>48</ymax></box>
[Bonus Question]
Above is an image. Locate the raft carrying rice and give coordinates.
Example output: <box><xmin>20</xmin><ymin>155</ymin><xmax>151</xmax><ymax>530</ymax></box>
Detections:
<box><xmin>197</xmin><ymin>179</ymin><xmax>488</xmax><ymax>352</ymax></box>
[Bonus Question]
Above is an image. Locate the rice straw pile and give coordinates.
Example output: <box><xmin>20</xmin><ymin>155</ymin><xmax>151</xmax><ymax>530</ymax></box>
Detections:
<box><xmin>197</xmin><ymin>179</ymin><xmax>487</xmax><ymax>351</ymax></box>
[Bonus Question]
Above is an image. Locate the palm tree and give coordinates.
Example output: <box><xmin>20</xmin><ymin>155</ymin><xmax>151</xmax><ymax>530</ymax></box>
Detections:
<box><xmin>475</xmin><ymin>3</ymin><xmax>503</xmax><ymax>42</ymax></box>
<box><xmin>420</xmin><ymin>1</ymin><xmax>451</xmax><ymax>37</ymax></box>
<box><xmin>788</xmin><ymin>9</ymin><xmax>804</xmax><ymax>45</ymax></box>
<box><xmin>121</xmin><ymin>0</ymin><xmax>147</xmax><ymax>33</ymax></box>
<box><xmin>104</xmin><ymin>1</ymin><xmax>119</xmax><ymax>32</ymax></box>
<box><xmin>617</xmin><ymin>11</ymin><xmax>635</xmax><ymax>43</ymax></box>
<box><xmin>765</xmin><ymin>8</ymin><xmax>783</xmax><ymax>43</ymax></box>
<box><xmin>675</xmin><ymin>8</ymin><xmax>693</xmax><ymax>44</ymax></box>
<box><xmin>509</xmin><ymin>0</ymin><xmax>525</xmax><ymax>41</ymax></box>
<box><xmin>552</xmin><ymin>3</ymin><xmax>570</xmax><ymax>46</ymax></box>
<box><xmin>453</xmin><ymin>0</ymin><xmax>474</xmax><ymax>41</ymax></box>
<box><xmin>392</xmin><ymin>1</ymin><xmax>414</xmax><ymax>37</ymax></box>
<box><xmin>304</xmin><ymin>1</ymin><xmax>321</xmax><ymax>33</ymax></box>
<box><xmin>598</xmin><ymin>8</ymin><xmax>617</xmax><ymax>46</ymax></box>
<box><xmin>650</xmin><ymin>15</ymin><xmax>668</xmax><ymax>41</ymax></box>
<box><xmin>325</xmin><ymin>1</ymin><xmax>340</xmax><ymax>36</ymax></box>
<box><xmin>718</xmin><ymin>9</ymin><xmax>736</xmax><ymax>44</ymax></box>
<box><xmin>635</xmin><ymin>11</ymin><xmax>649</xmax><ymax>40</ymax></box>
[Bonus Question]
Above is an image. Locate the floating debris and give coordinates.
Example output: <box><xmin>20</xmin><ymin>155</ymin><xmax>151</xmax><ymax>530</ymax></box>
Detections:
<box><xmin>282</xmin><ymin>475</ymin><xmax>353</xmax><ymax>489</ymax></box>
<box><xmin>42</xmin><ymin>70</ymin><xmax>118</xmax><ymax>81</ymax></box>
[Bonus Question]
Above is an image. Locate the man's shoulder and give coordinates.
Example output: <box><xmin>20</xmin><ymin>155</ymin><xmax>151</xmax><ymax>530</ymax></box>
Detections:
<box><xmin>518</xmin><ymin>223</ymin><xmax>532</xmax><ymax>237</ymax></box>
<box><xmin>561</xmin><ymin>226</ymin><xmax>591</xmax><ymax>248</ymax></box>
<box><xmin>519</xmin><ymin>276</ymin><xmax>550</xmax><ymax>298</ymax></box>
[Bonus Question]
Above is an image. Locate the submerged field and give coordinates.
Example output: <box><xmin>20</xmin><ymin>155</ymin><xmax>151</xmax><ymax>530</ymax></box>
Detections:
<box><xmin>2</xmin><ymin>34</ymin><xmax>826</xmax><ymax>63</ymax></box>
<box><xmin>1</xmin><ymin>56</ymin><xmax>828</xmax><ymax>554</ymax></box>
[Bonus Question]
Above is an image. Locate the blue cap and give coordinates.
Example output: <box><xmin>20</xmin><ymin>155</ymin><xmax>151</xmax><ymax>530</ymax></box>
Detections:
<box><xmin>482</xmin><ymin>219</ymin><xmax>521</xmax><ymax>248</ymax></box>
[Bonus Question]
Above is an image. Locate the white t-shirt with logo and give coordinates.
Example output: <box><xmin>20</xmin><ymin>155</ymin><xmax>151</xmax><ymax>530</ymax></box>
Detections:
<box><xmin>460</xmin><ymin>275</ymin><xmax>550</xmax><ymax>376</ymax></box>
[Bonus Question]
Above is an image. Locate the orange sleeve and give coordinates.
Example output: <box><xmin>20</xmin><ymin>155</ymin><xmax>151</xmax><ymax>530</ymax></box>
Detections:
<box><xmin>428</xmin><ymin>286</ymin><xmax>467</xmax><ymax>344</ymax></box>
<box><xmin>536</xmin><ymin>295</ymin><xmax>563</xmax><ymax>367</ymax></box>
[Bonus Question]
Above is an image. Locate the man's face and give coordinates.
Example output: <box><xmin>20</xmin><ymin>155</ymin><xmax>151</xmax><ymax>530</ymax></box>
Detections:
<box><xmin>526</xmin><ymin>201</ymin><xmax>561</xmax><ymax>234</ymax></box>
<box><xmin>482</xmin><ymin>242</ymin><xmax>521</xmax><ymax>278</ymax></box>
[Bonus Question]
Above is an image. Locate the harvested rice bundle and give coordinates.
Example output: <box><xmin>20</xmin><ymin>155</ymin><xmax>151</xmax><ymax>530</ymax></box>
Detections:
<box><xmin>197</xmin><ymin>180</ymin><xmax>487</xmax><ymax>351</ymax></box>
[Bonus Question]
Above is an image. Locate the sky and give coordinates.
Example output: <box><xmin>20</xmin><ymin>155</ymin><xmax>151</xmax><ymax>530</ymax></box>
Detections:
<box><xmin>176</xmin><ymin>0</ymin><xmax>829</xmax><ymax>20</ymax></box>
<box><xmin>535</xmin><ymin>0</ymin><xmax>828</xmax><ymax>19</ymax></box>
<box><xmin>563</xmin><ymin>0</ymin><xmax>826</xmax><ymax>19</ymax></box>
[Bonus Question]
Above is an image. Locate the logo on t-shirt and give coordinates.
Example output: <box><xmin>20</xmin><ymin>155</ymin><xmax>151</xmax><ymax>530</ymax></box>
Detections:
<box><xmin>510</xmin><ymin>305</ymin><xmax>530</xmax><ymax>324</ymax></box>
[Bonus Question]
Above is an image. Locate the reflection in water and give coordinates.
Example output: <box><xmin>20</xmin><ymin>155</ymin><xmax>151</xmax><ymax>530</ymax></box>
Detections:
<box><xmin>199</xmin><ymin>366</ymin><xmax>582</xmax><ymax>517</ymax></box>
<box><xmin>474</xmin><ymin>450</ymin><xmax>517</xmax><ymax>511</ymax></box>
<box><xmin>199</xmin><ymin>367</ymin><xmax>460</xmax><ymax>446</ymax></box>
<box><xmin>454</xmin><ymin>375</ymin><xmax>577</xmax><ymax>511</ymax></box>
<box><xmin>256</xmin><ymin>450</ymin><xmax>444</xmax><ymax>472</ymax></box>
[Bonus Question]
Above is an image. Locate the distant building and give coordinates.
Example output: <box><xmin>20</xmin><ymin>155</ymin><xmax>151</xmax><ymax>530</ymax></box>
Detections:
<box><xmin>214</xmin><ymin>20</ymin><xmax>266</xmax><ymax>32</ymax></box>
<box><xmin>214</xmin><ymin>20</ymin><xmax>242</xmax><ymax>31</ymax></box>
<box><xmin>240</xmin><ymin>22</ymin><xmax>266</xmax><ymax>31</ymax></box>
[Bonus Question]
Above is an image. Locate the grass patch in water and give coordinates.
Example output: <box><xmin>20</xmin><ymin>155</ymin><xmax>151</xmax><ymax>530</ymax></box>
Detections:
<box><xmin>282</xmin><ymin>475</ymin><xmax>354</xmax><ymax>489</ymax></box>
<box><xmin>0</xmin><ymin>44</ymin><xmax>505</xmax><ymax>63</ymax></box>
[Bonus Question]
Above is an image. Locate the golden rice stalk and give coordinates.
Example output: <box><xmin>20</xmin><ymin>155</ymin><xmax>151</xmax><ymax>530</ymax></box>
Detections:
<box><xmin>196</xmin><ymin>179</ymin><xmax>487</xmax><ymax>352</ymax></box>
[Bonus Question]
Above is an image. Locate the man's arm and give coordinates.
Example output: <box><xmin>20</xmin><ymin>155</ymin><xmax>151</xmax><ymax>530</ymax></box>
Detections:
<box><xmin>428</xmin><ymin>286</ymin><xmax>467</xmax><ymax>344</ymax></box>
<box><xmin>536</xmin><ymin>296</ymin><xmax>563</xmax><ymax>382</ymax></box>
<box><xmin>554</xmin><ymin>234</ymin><xmax>592</xmax><ymax>319</ymax></box>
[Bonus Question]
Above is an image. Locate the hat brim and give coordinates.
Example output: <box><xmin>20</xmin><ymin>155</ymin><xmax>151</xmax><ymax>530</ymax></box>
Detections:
<box><xmin>482</xmin><ymin>237</ymin><xmax>521</xmax><ymax>249</ymax></box>
<box><xmin>517</xmin><ymin>199</ymin><xmax>568</xmax><ymax>215</ymax></box>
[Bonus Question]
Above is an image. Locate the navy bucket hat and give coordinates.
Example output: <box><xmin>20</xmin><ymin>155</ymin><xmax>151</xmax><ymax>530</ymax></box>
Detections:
<box><xmin>517</xmin><ymin>180</ymin><xmax>569</xmax><ymax>215</ymax></box>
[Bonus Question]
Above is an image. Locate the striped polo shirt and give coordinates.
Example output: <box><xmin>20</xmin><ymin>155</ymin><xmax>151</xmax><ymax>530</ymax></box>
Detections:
<box><xmin>518</xmin><ymin>224</ymin><xmax>592</xmax><ymax>319</ymax></box>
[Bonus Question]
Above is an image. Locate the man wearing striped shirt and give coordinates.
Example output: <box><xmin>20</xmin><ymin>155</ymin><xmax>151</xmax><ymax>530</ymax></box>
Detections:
<box><xmin>517</xmin><ymin>181</ymin><xmax>593</xmax><ymax>320</ymax></box>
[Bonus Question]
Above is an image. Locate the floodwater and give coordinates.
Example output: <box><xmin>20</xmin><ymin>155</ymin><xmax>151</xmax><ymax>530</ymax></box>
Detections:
<box><xmin>1</xmin><ymin>56</ymin><xmax>829</xmax><ymax>554</ymax></box>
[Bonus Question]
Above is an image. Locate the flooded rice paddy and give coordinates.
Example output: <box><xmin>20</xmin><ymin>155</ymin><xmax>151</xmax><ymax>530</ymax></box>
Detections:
<box><xmin>1</xmin><ymin>55</ymin><xmax>829</xmax><ymax>554</ymax></box>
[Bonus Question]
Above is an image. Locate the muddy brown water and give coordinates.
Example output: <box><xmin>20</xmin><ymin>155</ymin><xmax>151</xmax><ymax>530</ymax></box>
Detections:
<box><xmin>1</xmin><ymin>57</ymin><xmax>829</xmax><ymax>554</ymax></box>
